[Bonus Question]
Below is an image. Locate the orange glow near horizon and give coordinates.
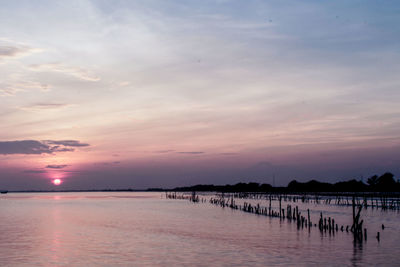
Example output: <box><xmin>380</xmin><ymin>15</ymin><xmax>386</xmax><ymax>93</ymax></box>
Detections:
<box><xmin>52</xmin><ymin>179</ymin><xmax>62</xmax><ymax>186</ymax></box>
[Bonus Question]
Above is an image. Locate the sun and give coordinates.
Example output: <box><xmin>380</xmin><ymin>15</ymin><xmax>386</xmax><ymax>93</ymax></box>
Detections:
<box><xmin>52</xmin><ymin>178</ymin><xmax>62</xmax><ymax>186</ymax></box>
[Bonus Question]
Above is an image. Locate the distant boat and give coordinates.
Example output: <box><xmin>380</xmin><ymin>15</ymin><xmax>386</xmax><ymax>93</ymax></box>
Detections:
<box><xmin>1</xmin><ymin>191</ymin><xmax>8</xmax><ymax>194</ymax></box>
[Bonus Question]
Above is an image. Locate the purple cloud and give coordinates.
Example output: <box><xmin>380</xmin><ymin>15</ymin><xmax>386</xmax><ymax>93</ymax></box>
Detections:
<box><xmin>23</xmin><ymin>169</ymin><xmax>47</xmax><ymax>174</ymax></box>
<box><xmin>155</xmin><ymin>150</ymin><xmax>175</xmax><ymax>153</ymax></box>
<box><xmin>0</xmin><ymin>140</ymin><xmax>54</xmax><ymax>154</ymax></box>
<box><xmin>46</xmin><ymin>164</ymin><xmax>69</xmax><ymax>169</ymax></box>
<box><xmin>45</xmin><ymin>140</ymin><xmax>89</xmax><ymax>147</ymax></box>
<box><xmin>177</xmin><ymin>151</ymin><xmax>204</xmax><ymax>154</ymax></box>
<box><xmin>0</xmin><ymin>45</ymin><xmax>35</xmax><ymax>59</ymax></box>
<box><xmin>95</xmin><ymin>161</ymin><xmax>121</xmax><ymax>166</ymax></box>
<box><xmin>0</xmin><ymin>140</ymin><xmax>89</xmax><ymax>155</ymax></box>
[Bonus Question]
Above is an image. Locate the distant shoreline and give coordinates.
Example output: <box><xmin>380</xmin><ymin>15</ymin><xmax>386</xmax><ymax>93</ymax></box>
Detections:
<box><xmin>2</xmin><ymin>172</ymin><xmax>399</xmax><ymax>194</ymax></box>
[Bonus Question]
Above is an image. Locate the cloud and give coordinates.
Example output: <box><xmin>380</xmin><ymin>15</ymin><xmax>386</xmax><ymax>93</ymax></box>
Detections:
<box><xmin>29</xmin><ymin>63</ymin><xmax>100</xmax><ymax>81</ymax></box>
<box><xmin>19</xmin><ymin>103</ymin><xmax>70</xmax><ymax>111</ymax></box>
<box><xmin>0</xmin><ymin>46</ymin><xmax>25</xmax><ymax>58</ymax></box>
<box><xmin>95</xmin><ymin>161</ymin><xmax>121</xmax><ymax>166</ymax></box>
<box><xmin>0</xmin><ymin>140</ymin><xmax>56</xmax><ymax>155</ymax></box>
<box><xmin>51</xmin><ymin>147</ymin><xmax>75</xmax><ymax>152</ymax></box>
<box><xmin>23</xmin><ymin>169</ymin><xmax>47</xmax><ymax>174</ymax></box>
<box><xmin>0</xmin><ymin>81</ymin><xmax>50</xmax><ymax>97</ymax></box>
<box><xmin>45</xmin><ymin>140</ymin><xmax>89</xmax><ymax>147</ymax></box>
<box><xmin>154</xmin><ymin>150</ymin><xmax>175</xmax><ymax>153</ymax></box>
<box><xmin>0</xmin><ymin>44</ymin><xmax>41</xmax><ymax>60</ymax></box>
<box><xmin>0</xmin><ymin>140</ymin><xmax>89</xmax><ymax>155</ymax></box>
<box><xmin>46</xmin><ymin>164</ymin><xmax>69</xmax><ymax>169</ymax></box>
<box><xmin>0</xmin><ymin>86</ymin><xmax>20</xmax><ymax>97</ymax></box>
<box><xmin>177</xmin><ymin>151</ymin><xmax>204</xmax><ymax>154</ymax></box>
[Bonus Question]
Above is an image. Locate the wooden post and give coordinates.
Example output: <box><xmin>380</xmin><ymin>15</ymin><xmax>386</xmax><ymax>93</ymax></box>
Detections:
<box><xmin>352</xmin><ymin>195</ymin><xmax>356</xmax><ymax>241</ymax></box>
<box><xmin>269</xmin><ymin>195</ymin><xmax>272</xmax><ymax>216</ymax></box>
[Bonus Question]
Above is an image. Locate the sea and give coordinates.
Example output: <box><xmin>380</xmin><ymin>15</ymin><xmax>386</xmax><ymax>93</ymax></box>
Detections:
<box><xmin>1</xmin><ymin>192</ymin><xmax>399</xmax><ymax>266</ymax></box>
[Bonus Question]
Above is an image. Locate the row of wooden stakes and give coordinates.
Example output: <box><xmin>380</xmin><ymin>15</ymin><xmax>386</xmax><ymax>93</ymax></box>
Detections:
<box><xmin>166</xmin><ymin>192</ymin><xmax>383</xmax><ymax>242</ymax></box>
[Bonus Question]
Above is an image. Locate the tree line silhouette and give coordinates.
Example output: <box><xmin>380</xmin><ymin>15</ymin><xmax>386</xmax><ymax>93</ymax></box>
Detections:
<box><xmin>170</xmin><ymin>172</ymin><xmax>399</xmax><ymax>193</ymax></box>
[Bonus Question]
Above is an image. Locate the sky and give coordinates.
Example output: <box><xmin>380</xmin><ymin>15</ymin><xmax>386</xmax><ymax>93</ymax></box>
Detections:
<box><xmin>1</xmin><ymin>0</ymin><xmax>400</xmax><ymax>190</ymax></box>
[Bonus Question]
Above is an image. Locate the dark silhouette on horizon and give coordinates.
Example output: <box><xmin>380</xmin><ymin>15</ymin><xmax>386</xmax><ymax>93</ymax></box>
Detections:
<box><xmin>169</xmin><ymin>172</ymin><xmax>399</xmax><ymax>193</ymax></box>
<box><xmin>2</xmin><ymin>172</ymin><xmax>398</xmax><ymax>193</ymax></box>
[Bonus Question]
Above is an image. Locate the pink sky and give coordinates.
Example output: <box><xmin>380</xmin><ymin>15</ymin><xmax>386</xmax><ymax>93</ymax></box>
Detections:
<box><xmin>1</xmin><ymin>1</ymin><xmax>400</xmax><ymax>190</ymax></box>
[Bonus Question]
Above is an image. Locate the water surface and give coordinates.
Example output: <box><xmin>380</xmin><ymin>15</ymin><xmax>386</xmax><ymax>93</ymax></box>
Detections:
<box><xmin>1</xmin><ymin>192</ymin><xmax>399</xmax><ymax>266</ymax></box>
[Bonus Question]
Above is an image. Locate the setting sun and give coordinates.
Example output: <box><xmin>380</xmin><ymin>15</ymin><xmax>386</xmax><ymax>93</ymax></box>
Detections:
<box><xmin>52</xmin><ymin>179</ymin><xmax>62</xmax><ymax>186</ymax></box>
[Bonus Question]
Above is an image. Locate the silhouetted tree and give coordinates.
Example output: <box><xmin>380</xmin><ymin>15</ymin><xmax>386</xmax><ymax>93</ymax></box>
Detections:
<box><xmin>334</xmin><ymin>179</ymin><xmax>367</xmax><ymax>192</ymax></box>
<box><xmin>260</xmin><ymin>183</ymin><xmax>273</xmax><ymax>192</ymax></box>
<box><xmin>367</xmin><ymin>175</ymin><xmax>378</xmax><ymax>186</ymax></box>
<box><xmin>287</xmin><ymin>179</ymin><xmax>333</xmax><ymax>192</ymax></box>
<box><xmin>171</xmin><ymin>172</ymin><xmax>398</xmax><ymax>193</ymax></box>
<box><xmin>376</xmin><ymin>172</ymin><xmax>396</xmax><ymax>191</ymax></box>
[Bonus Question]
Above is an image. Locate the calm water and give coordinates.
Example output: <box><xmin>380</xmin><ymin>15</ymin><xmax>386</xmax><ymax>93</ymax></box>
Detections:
<box><xmin>1</xmin><ymin>192</ymin><xmax>399</xmax><ymax>266</ymax></box>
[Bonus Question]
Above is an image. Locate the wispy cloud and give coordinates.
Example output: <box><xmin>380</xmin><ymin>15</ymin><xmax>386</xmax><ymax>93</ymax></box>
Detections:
<box><xmin>29</xmin><ymin>63</ymin><xmax>100</xmax><ymax>81</ymax></box>
<box><xmin>0</xmin><ymin>81</ymin><xmax>50</xmax><ymax>97</ymax></box>
<box><xmin>0</xmin><ymin>140</ymin><xmax>59</xmax><ymax>155</ymax></box>
<box><xmin>0</xmin><ymin>44</ymin><xmax>41</xmax><ymax>60</ymax></box>
<box><xmin>0</xmin><ymin>46</ymin><xmax>26</xmax><ymax>58</ymax></box>
<box><xmin>177</xmin><ymin>151</ymin><xmax>204</xmax><ymax>155</ymax></box>
<box><xmin>0</xmin><ymin>140</ymin><xmax>89</xmax><ymax>155</ymax></box>
<box><xmin>154</xmin><ymin>150</ymin><xmax>175</xmax><ymax>153</ymax></box>
<box><xmin>95</xmin><ymin>161</ymin><xmax>121</xmax><ymax>166</ymax></box>
<box><xmin>45</xmin><ymin>140</ymin><xmax>89</xmax><ymax>147</ymax></box>
<box><xmin>19</xmin><ymin>103</ymin><xmax>70</xmax><ymax>111</ymax></box>
<box><xmin>23</xmin><ymin>169</ymin><xmax>47</xmax><ymax>174</ymax></box>
<box><xmin>46</xmin><ymin>164</ymin><xmax>69</xmax><ymax>169</ymax></box>
<box><xmin>0</xmin><ymin>86</ymin><xmax>20</xmax><ymax>97</ymax></box>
